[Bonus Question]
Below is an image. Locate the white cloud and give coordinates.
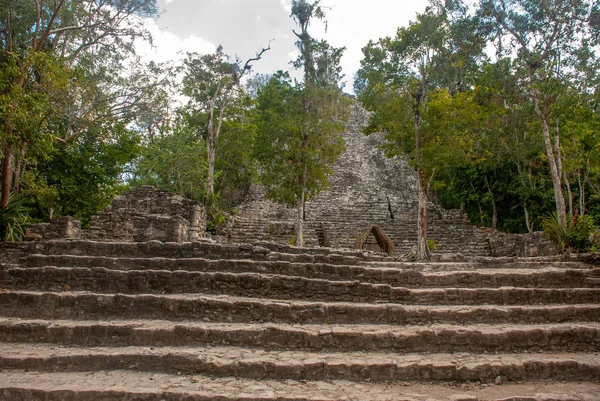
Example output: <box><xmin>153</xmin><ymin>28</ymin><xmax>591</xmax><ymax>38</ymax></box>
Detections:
<box><xmin>137</xmin><ymin>18</ymin><xmax>216</xmax><ymax>64</ymax></box>
<box><xmin>280</xmin><ymin>0</ymin><xmax>291</xmax><ymax>13</ymax></box>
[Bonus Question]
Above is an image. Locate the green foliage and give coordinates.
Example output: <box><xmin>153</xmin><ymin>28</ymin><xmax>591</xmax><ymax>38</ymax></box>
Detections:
<box><xmin>213</xmin><ymin>97</ymin><xmax>258</xmax><ymax>208</ymax></box>
<box><xmin>0</xmin><ymin>195</ymin><xmax>29</xmax><ymax>241</ymax></box>
<box><xmin>568</xmin><ymin>215</ymin><xmax>596</xmax><ymax>252</ymax></box>
<box><xmin>30</xmin><ymin>126</ymin><xmax>141</xmax><ymax>226</ymax></box>
<box><xmin>133</xmin><ymin>123</ymin><xmax>207</xmax><ymax>201</ymax></box>
<box><xmin>427</xmin><ymin>238</ymin><xmax>439</xmax><ymax>251</ymax></box>
<box><xmin>355</xmin><ymin>4</ymin><xmax>485</xmax><ymax>175</ymax></box>
<box><xmin>542</xmin><ymin>212</ymin><xmax>597</xmax><ymax>253</ymax></box>
<box><xmin>182</xmin><ymin>47</ymin><xmax>238</xmax><ymax>112</ymax></box>
<box><xmin>253</xmin><ymin>72</ymin><xmax>348</xmax><ymax>207</ymax></box>
<box><xmin>205</xmin><ymin>193</ymin><xmax>227</xmax><ymax>235</ymax></box>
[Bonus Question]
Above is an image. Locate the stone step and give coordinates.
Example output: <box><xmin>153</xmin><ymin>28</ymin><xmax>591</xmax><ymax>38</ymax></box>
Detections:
<box><xmin>20</xmin><ymin>255</ymin><xmax>597</xmax><ymax>288</ymax></box>
<box><xmin>2</xmin><ymin>319</ymin><xmax>599</xmax><ymax>353</ymax></box>
<box><xmin>20</xmin><ymin>257</ymin><xmax>596</xmax><ymax>288</ymax></box>
<box><xmin>4</xmin><ymin>240</ymin><xmax>365</xmax><ymax>265</ymax></box>
<box><xmin>2</xmin><ymin>370</ymin><xmax>599</xmax><ymax>401</ymax></box>
<box><xmin>4</xmin><ymin>267</ymin><xmax>600</xmax><ymax>304</ymax></box>
<box><xmin>3</xmin><ymin>291</ymin><xmax>600</xmax><ymax>325</ymax></box>
<box><xmin>365</xmin><ymin>259</ymin><xmax>592</xmax><ymax>271</ymax></box>
<box><xmin>1</xmin><ymin>343</ymin><xmax>599</xmax><ymax>383</ymax></box>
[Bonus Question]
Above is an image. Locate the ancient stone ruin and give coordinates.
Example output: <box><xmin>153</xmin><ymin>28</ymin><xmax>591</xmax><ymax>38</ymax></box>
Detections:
<box><xmin>26</xmin><ymin>186</ymin><xmax>206</xmax><ymax>243</ymax></box>
<box><xmin>2</xmin><ymin>110</ymin><xmax>598</xmax><ymax>398</ymax></box>
<box><xmin>219</xmin><ymin>105</ymin><xmax>553</xmax><ymax>257</ymax></box>
<box><xmin>1</xmin><ymin>236</ymin><xmax>599</xmax><ymax>399</ymax></box>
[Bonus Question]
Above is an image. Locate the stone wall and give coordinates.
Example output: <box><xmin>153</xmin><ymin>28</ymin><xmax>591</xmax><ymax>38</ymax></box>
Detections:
<box><xmin>487</xmin><ymin>231</ymin><xmax>556</xmax><ymax>257</ymax></box>
<box><xmin>84</xmin><ymin>187</ymin><xmax>205</xmax><ymax>242</ymax></box>
<box><xmin>25</xmin><ymin>217</ymin><xmax>81</xmax><ymax>241</ymax></box>
<box><xmin>25</xmin><ymin>187</ymin><xmax>206</xmax><ymax>243</ymax></box>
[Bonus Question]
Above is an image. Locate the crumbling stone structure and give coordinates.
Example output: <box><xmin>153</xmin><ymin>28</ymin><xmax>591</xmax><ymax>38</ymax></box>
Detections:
<box><xmin>26</xmin><ymin>187</ymin><xmax>206</xmax><ymax>243</ymax></box>
<box><xmin>84</xmin><ymin>186</ymin><xmax>205</xmax><ymax>242</ymax></box>
<box><xmin>25</xmin><ymin>216</ymin><xmax>81</xmax><ymax>241</ymax></box>
<box><xmin>219</xmin><ymin>105</ymin><xmax>553</xmax><ymax>257</ymax></box>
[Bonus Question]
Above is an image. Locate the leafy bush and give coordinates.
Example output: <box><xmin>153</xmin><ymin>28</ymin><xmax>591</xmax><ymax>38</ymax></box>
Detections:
<box><xmin>0</xmin><ymin>195</ymin><xmax>31</xmax><ymax>242</ymax></box>
<box><xmin>542</xmin><ymin>212</ymin><xmax>596</xmax><ymax>253</ymax></box>
<box><xmin>567</xmin><ymin>215</ymin><xmax>596</xmax><ymax>251</ymax></box>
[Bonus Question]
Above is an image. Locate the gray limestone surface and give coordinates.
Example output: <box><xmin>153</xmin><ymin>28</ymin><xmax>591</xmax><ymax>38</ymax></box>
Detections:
<box><xmin>0</xmin><ymin>239</ymin><xmax>598</xmax><ymax>400</ymax></box>
<box><xmin>221</xmin><ymin>105</ymin><xmax>549</xmax><ymax>257</ymax></box>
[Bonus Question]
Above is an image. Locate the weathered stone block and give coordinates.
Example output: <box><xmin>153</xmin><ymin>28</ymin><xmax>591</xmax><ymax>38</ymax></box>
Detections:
<box><xmin>81</xmin><ymin>186</ymin><xmax>206</xmax><ymax>243</ymax></box>
<box><xmin>133</xmin><ymin>215</ymin><xmax>189</xmax><ymax>243</ymax></box>
<box><xmin>25</xmin><ymin>217</ymin><xmax>81</xmax><ymax>241</ymax></box>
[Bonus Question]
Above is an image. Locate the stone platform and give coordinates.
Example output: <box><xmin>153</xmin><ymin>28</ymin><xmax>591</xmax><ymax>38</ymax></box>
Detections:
<box><xmin>0</xmin><ymin>239</ymin><xmax>599</xmax><ymax>400</ymax></box>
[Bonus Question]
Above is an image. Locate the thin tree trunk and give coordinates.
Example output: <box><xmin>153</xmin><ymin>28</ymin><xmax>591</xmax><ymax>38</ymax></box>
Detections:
<box><xmin>564</xmin><ymin>172</ymin><xmax>573</xmax><ymax>218</ymax></box>
<box><xmin>12</xmin><ymin>145</ymin><xmax>26</xmax><ymax>193</ymax></box>
<box><xmin>206</xmin><ymin>137</ymin><xmax>216</xmax><ymax>198</ymax></box>
<box><xmin>413</xmin><ymin>76</ymin><xmax>429</xmax><ymax>260</ymax></box>
<box><xmin>485</xmin><ymin>177</ymin><xmax>497</xmax><ymax>230</ymax></box>
<box><xmin>1</xmin><ymin>145</ymin><xmax>13</xmax><ymax>209</ymax></box>
<box><xmin>205</xmin><ymin>100</ymin><xmax>216</xmax><ymax>200</ymax></box>
<box><xmin>578</xmin><ymin>173</ymin><xmax>585</xmax><ymax>215</ymax></box>
<box><xmin>524</xmin><ymin>203</ymin><xmax>532</xmax><ymax>234</ymax></box>
<box><xmin>416</xmin><ymin>168</ymin><xmax>430</xmax><ymax>260</ymax></box>
<box><xmin>469</xmin><ymin>180</ymin><xmax>485</xmax><ymax>226</ymax></box>
<box><xmin>531</xmin><ymin>88</ymin><xmax>567</xmax><ymax>226</ymax></box>
<box><xmin>295</xmin><ymin>162</ymin><xmax>307</xmax><ymax>247</ymax></box>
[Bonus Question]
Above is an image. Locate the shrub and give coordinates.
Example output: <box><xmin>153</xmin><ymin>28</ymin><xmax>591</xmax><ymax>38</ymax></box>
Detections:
<box><xmin>0</xmin><ymin>195</ymin><xmax>30</xmax><ymax>242</ymax></box>
<box><xmin>542</xmin><ymin>212</ymin><xmax>596</xmax><ymax>253</ymax></box>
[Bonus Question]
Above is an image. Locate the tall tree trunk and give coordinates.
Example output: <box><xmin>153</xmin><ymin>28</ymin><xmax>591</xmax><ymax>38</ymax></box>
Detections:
<box><xmin>413</xmin><ymin>77</ymin><xmax>430</xmax><ymax>260</ymax></box>
<box><xmin>206</xmin><ymin>137</ymin><xmax>216</xmax><ymax>199</ymax></box>
<box><xmin>531</xmin><ymin>89</ymin><xmax>567</xmax><ymax>226</ymax></box>
<box><xmin>1</xmin><ymin>70</ymin><xmax>27</xmax><ymax>209</ymax></box>
<box><xmin>205</xmin><ymin>100</ymin><xmax>217</xmax><ymax>200</ymax></box>
<box><xmin>416</xmin><ymin>169</ymin><xmax>430</xmax><ymax>260</ymax></box>
<box><xmin>485</xmin><ymin>177</ymin><xmax>497</xmax><ymax>230</ymax></box>
<box><xmin>578</xmin><ymin>173</ymin><xmax>585</xmax><ymax>215</ymax></box>
<box><xmin>295</xmin><ymin>162</ymin><xmax>307</xmax><ymax>247</ymax></box>
<box><xmin>469</xmin><ymin>180</ymin><xmax>485</xmax><ymax>226</ymax></box>
<box><xmin>524</xmin><ymin>203</ymin><xmax>532</xmax><ymax>233</ymax></box>
<box><xmin>1</xmin><ymin>145</ymin><xmax>13</xmax><ymax>209</ymax></box>
<box><xmin>12</xmin><ymin>145</ymin><xmax>26</xmax><ymax>193</ymax></box>
<box><xmin>564</xmin><ymin>172</ymin><xmax>573</xmax><ymax>218</ymax></box>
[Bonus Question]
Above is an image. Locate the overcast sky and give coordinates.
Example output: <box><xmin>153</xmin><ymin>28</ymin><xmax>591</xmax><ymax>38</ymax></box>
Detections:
<box><xmin>140</xmin><ymin>0</ymin><xmax>428</xmax><ymax>91</ymax></box>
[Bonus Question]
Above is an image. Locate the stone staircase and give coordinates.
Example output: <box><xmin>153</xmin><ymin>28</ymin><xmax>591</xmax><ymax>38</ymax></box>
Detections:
<box><xmin>221</xmin><ymin>104</ymin><xmax>496</xmax><ymax>256</ymax></box>
<box><xmin>1</xmin><ymin>239</ymin><xmax>599</xmax><ymax>400</ymax></box>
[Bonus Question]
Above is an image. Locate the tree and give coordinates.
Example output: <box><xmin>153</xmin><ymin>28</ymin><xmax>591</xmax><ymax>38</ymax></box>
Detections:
<box><xmin>132</xmin><ymin>119</ymin><xmax>207</xmax><ymax>201</ymax></box>
<box><xmin>254</xmin><ymin>72</ymin><xmax>346</xmax><ymax>246</ymax></box>
<box><xmin>253</xmin><ymin>0</ymin><xmax>349</xmax><ymax>247</ymax></box>
<box><xmin>28</xmin><ymin>124</ymin><xmax>141</xmax><ymax>226</ymax></box>
<box><xmin>436</xmin><ymin>59</ymin><xmax>554</xmax><ymax>233</ymax></box>
<box><xmin>181</xmin><ymin>45</ymin><xmax>269</xmax><ymax>205</ymax></box>
<box><xmin>0</xmin><ymin>0</ymin><xmax>158</xmax><ymax>209</ymax></box>
<box><xmin>477</xmin><ymin>0</ymin><xmax>600</xmax><ymax>226</ymax></box>
<box><xmin>355</xmin><ymin>3</ymin><xmax>485</xmax><ymax>259</ymax></box>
